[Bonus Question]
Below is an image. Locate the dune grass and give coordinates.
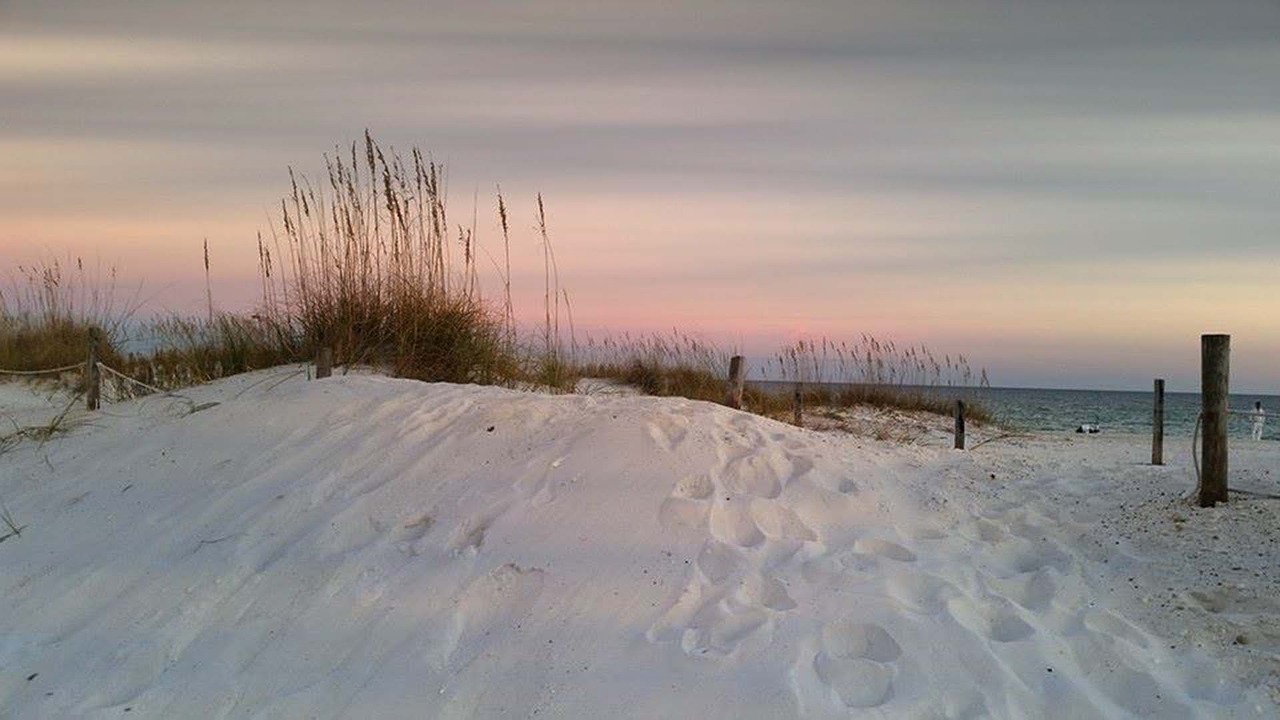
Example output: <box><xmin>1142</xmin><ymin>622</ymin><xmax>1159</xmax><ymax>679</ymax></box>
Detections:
<box><xmin>764</xmin><ymin>337</ymin><xmax>994</xmax><ymax>423</ymax></box>
<box><xmin>0</xmin><ymin>258</ymin><xmax>134</xmax><ymax>382</ymax></box>
<box><xmin>253</xmin><ymin>132</ymin><xmax>517</xmax><ymax>386</ymax></box>
<box><xmin>573</xmin><ymin>332</ymin><xmax>780</xmax><ymax>410</ymax></box>
<box><xmin>573</xmin><ymin>332</ymin><xmax>991</xmax><ymax>423</ymax></box>
<box><xmin>1</xmin><ymin>135</ymin><xmax>994</xmax><ymax>429</ymax></box>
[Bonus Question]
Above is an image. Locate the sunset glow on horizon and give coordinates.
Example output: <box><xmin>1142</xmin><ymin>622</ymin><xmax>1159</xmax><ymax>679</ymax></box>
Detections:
<box><xmin>3</xmin><ymin>1</ymin><xmax>1278</xmax><ymax>392</ymax></box>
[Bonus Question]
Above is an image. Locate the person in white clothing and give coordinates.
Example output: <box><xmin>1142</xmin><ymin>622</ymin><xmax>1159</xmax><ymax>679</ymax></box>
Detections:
<box><xmin>1251</xmin><ymin>401</ymin><xmax>1265</xmax><ymax>441</ymax></box>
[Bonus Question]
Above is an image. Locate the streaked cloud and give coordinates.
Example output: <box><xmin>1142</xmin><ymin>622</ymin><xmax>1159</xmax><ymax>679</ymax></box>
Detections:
<box><xmin>2</xmin><ymin>0</ymin><xmax>1278</xmax><ymax>389</ymax></box>
<box><xmin>0</xmin><ymin>32</ymin><xmax>298</xmax><ymax>81</ymax></box>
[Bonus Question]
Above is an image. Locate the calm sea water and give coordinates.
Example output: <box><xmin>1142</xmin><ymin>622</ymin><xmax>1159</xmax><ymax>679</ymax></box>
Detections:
<box><xmin>749</xmin><ymin>382</ymin><xmax>1280</xmax><ymax>439</ymax></box>
<box><xmin>974</xmin><ymin>387</ymin><xmax>1280</xmax><ymax>439</ymax></box>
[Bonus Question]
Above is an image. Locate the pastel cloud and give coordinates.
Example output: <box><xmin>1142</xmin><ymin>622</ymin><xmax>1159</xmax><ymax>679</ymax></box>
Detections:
<box><xmin>1</xmin><ymin>0</ymin><xmax>1278</xmax><ymax>390</ymax></box>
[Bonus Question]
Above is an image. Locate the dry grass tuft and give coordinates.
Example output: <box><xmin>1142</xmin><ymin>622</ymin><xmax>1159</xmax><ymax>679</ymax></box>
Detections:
<box><xmin>257</xmin><ymin>132</ymin><xmax>515</xmax><ymax>384</ymax></box>
<box><xmin>763</xmin><ymin>336</ymin><xmax>993</xmax><ymax>422</ymax></box>
<box><xmin>0</xmin><ymin>137</ymin><xmax>995</xmax><ymax>435</ymax></box>
<box><xmin>0</xmin><ymin>258</ymin><xmax>134</xmax><ymax>376</ymax></box>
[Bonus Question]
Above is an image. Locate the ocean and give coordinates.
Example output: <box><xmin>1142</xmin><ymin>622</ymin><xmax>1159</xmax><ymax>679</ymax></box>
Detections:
<box><xmin>975</xmin><ymin>387</ymin><xmax>1280</xmax><ymax>439</ymax></box>
<box><xmin>749</xmin><ymin>382</ymin><xmax>1280</xmax><ymax>439</ymax></box>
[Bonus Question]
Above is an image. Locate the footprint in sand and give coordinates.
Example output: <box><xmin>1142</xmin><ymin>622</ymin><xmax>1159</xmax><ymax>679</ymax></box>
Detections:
<box><xmin>672</xmin><ymin>473</ymin><xmax>715</xmax><ymax>500</ymax></box>
<box><xmin>647</xmin><ymin>582</ymin><xmax>725</xmax><ymax>644</ymax></box>
<box><xmin>720</xmin><ymin>451</ymin><xmax>785</xmax><ymax>498</ymax></box>
<box><xmin>982</xmin><ymin>537</ymin><xmax>1063</xmax><ymax>578</ymax></box>
<box><xmin>749</xmin><ymin>500</ymin><xmax>817</xmax><ymax>542</ymax></box>
<box><xmin>447</xmin><ymin>500</ymin><xmax>513</xmax><ymax>555</ymax></box>
<box><xmin>885</xmin><ymin>569</ymin><xmax>955</xmax><ymax>615</ymax></box>
<box><xmin>647</xmin><ymin>416</ymin><xmax>690</xmax><ymax>453</ymax></box>
<box><xmin>659</xmin><ymin>474</ymin><xmax>717</xmax><ymax>535</ymax></box>
<box><xmin>735</xmin><ymin>572</ymin><xmax>796</xmax><ymax>611</ymax></box>
<box><xmin>658</xmin><ymin>497</ymin><xmax>710</xmax><ymax>534</ymax></box>
<box><xmin>904</xmin><ymin>523</ymin><xmax>948</xmax><ymax>541</ymax></box>
<box><xmin>392</xmin><ymin>513</ymin><xmax>435</xmax><ymax>555</ymax></box>
<box><xmin>946</xmin><ymin>595</ymin><xmax>1035</xmax><ymax>643</ymax></box>
<box><xmin>957</xmin><ymin>517</ymin><xmax>1006</xmax><ymax>543</ymax></box>
<box><xmin>809</xmin><ymin>617</ymin><xmax>901</xmax><ymax>708</ymax></box>
<box><xmin>441</xmin><ymin>563</ymin><xmax>545</xmax><ymax>670</ymax></box>
<box><xmin>987</xmin><ymin>569</ymin><xmax>1057</xmax><ymax>613</ymax></box>
<box><xmin>1065</xmin><ymin>635</ymin><xmax>1195</xmax><ymax>717</ymax></box>
<box><xmin>650</xmin><ymin>540</ymin><xmax>793</xmax><ymax>657</ymax></box>
<box><xmin>785</xmin><ymin>453</ymin><xmax>815</xmax><ymax>481</ymax></box>
<box><xmin>822</xmin><ymin>618</ymin><xmax>901</xmax><ymax>662</ymax></box>
<box><xmin>852</xmin><ymin>537</ymin><xmax>917</xmax><ymax>563</ymax></box>
<box><xmin>696</xmin><ymin>540</ymin><xmax>746</xmax><ymax>584</ymax></box>
<box><xmin>709</xmin><ymin>497</ymin><xmax>765</xmax><ymax>548</ymax></box>
<box><xmin>652</xmin><ymin>588</ymin><xmax>773</xmax><ymax>657</ymax></box>
<box><xmin>698</xmin><ymin>608</ymin><xmax>770</xmax><ymax>656</ymax></box>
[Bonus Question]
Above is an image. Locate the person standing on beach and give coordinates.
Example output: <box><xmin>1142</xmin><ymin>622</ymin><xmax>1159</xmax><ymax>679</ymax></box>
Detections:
<box><xmin>1251</xmin><ymin>401</ymin><xmax>1265</xmax><ymax>440</ymax></box>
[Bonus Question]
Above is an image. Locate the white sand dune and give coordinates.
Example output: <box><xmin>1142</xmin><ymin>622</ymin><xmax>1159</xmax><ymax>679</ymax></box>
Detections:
<box><xmin>0</xmin><ymin>369</ymin><xmax>1276</xmax><ymax>718</ymax></box>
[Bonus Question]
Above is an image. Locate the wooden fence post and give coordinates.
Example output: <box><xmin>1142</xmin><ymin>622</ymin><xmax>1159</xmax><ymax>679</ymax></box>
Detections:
<box><xmin>954</xmin><ymin>399</ymin><xmax>966</xmax><ymax>450</ymax></box>
<box><xmin>726</xmin><ymin>355</ymin><xmax>745</xmax><ymax>409</ymax></box>
<box><xmin>793</xmin><ymin>383</ymin><xmax>804</xmax><ymax>427</ymax></box>
<box><xmin>86</xmin><ymin>327</ymin><xmax>100</xmax><ymax>410</ymax></box>
<box><xmin>316</xmin><ymin>347</ymin><xmax>333</xmax><ymax>380</ymax></box>
<box><xmin>1200</xmin><ymin>334</ymin><xmax>1229</xmax><ymax>506</ymax></box>
<box><xmin>1151</xmin><ymin>378</ymin><xmax>1165</xmax><ymax>465</ymax></box>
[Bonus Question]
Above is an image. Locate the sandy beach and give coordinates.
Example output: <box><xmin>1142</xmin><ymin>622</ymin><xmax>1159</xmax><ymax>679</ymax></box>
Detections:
<box><xmin>1</xmin><ymin>370</ymin><xmax>1276</xmax><ymax>718</ymax></box>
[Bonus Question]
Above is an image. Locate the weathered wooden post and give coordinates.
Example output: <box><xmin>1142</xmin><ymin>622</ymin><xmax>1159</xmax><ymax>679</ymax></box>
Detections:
<box><xmin>793</xmin><ymin>383</ymin><xmax>804</xmax><ymax>428</ymax></box>
<box><xmin>1200</xmin><ymin>334</ymin><xmax>1229</xmax><ymax>506</ymax></box>
<box><xmin>726</xmin><ymin>355</ymin><xmax>745</xmax><ymax>409</ymax></box>
<box><xmin>86</xmin><ymin>327</ymin><xmax>101</xmax><ymax>410</ymax></box>
<box><xmin>316</xmin><ymin>347</ymin><xmax>333</xmax><ymax>379</ymax></box>
<box><xmin>1151</xmin><ymin>378</ymin><xmax>1165</xmax><ymax>465</ymax></box>
<box><xmin>954</xmin><ymin>399</ymin><xmax>966</xmax><ymax>450</ymax></box>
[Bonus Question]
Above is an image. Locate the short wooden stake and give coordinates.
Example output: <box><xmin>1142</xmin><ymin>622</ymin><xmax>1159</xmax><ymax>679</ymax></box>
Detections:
<box><xmin>1200</xmin><ymin>334</ymin><xmax>1229</xmax><ymax>506</ymax></box>
<box><xmin>1151</xmin><ymin>378</ymin><xmax>1165</xmax><ymax>465</ymax></box>
<box><xmin>86</xmin><ymin>328</ymin><xmax>101</xmax><ymax>410</ymax></box>
<box><xmin>726</xmin><ymin>355</ymin><xmax>745</xmax><ymax>409</ymax></box>
<box><xmin>954</xmin><ymin>399</ymin><xmax>966</xmax><ymax>450</ymax></box>
<box><xmin>316</xmin><ymin>347</ymin><xmax>333</xmax><ymax>379</ymax></box>
<box><xmin>793</xmin><ymin>384</ymin><xmax>804</xmax><ymax>428</ymax></box>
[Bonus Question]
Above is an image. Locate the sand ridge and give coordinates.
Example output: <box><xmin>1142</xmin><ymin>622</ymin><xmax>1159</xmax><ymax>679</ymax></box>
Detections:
<box><xmin>0</xmin><ymin>370</ymin><xmax>1275</xmax><ymax>718</ymax></box>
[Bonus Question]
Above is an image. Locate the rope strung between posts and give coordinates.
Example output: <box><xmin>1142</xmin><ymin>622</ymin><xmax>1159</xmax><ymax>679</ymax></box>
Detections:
<box><xmin>1193</xmin><ymin>408</ymin><xmax>1250</xmax><ymax>493</ymax></box>
<box><xmin>1190</xmin><ymin>407</ymin><xmax>1276</xmax><ymax>502</ymax></box>
<box><xmin>230</xmin><ymin>366</ymin><xmax>307</xmax><ymax>401</ymax></box>
<box><xmin>96</xmin><ymin>362</ymin><xmax>196</xmax><ymax>411</ymax></box>
<box><xmin>1192</xmin><ymin>411</ymin><xmax>1202</xmax><ymax>497</ymax></box>
<box><xmin>0</xmin><ymin>361</ymin><xmax>87</xmax><ymax>376</ymax></box>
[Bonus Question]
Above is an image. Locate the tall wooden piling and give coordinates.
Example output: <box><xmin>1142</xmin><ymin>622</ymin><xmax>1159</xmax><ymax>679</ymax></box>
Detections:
<box><xmin>1200</xmin><ymin>334</ymin><xmax>1229</xmax><ymax>506</ymax></box>
<box><xmin>726</xmin><ymin>356</ymin><xmax>745</xmax><ymax>409</ymax></box>
<box><xmin>86</xmin><ymin>327</ymin><xmax>101</xmax><ymax>411</ymax></box>
<box><xmin>316</xmin><ymin>347</ymin><xmax>334</xmax><ymax>380</ymax></box>
<box><xmin>954</xmin><ymin>399</ymin><xmax>966</xmax><ymax>450</ymax></box>
<box><xmin>793</xmin><ymin>384</ymin><xmax>804</xmax><ymax>428</ymax></box>
<box><xmin>1151</xmin><ymin>378</ymin><xmax>1165</xmax><ymax>465</ymax></box>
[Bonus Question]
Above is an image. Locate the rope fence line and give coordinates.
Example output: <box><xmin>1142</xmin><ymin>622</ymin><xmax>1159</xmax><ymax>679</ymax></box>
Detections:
<box><xmin>0</xmin><ymin>361</ymin><xmax>87</xmax><ymax>376</ymax></box>
<box><xmin>1190</xmin><ymin>407</ymin><xmax>1277</xmax><ymax>503</ymax></box>
<box><xmin>96</xmin><ymin>362</ymin><xmax>197</xmax><ymax>411</ymax></box>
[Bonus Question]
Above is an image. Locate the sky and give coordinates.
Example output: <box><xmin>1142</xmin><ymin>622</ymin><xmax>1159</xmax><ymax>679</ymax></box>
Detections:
<box><xmin>1</xmin><ymin>0</ymin><xmax>1278</xmax><ymax>391</ymax></box>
